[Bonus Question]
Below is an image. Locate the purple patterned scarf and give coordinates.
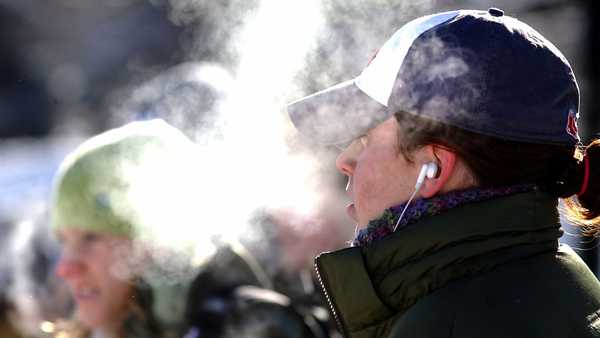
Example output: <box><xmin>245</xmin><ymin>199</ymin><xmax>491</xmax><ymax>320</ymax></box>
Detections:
<box><xmin>351</xmin><ymin>184</ymin><xmax>537</xmax><ymax>247</ymax></box>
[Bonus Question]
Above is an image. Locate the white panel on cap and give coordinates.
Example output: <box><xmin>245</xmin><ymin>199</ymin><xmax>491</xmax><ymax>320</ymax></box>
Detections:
<box><xmin>355</xmin><ymin>11</ymin><xmax>460</xmax><ymax>106</ymax></box>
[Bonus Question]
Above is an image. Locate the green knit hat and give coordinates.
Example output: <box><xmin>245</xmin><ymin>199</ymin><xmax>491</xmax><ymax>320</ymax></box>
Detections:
<box><xmin>51</xmin><ymin>119</ymin><xmax>194</xmax><ymax>237</ymax></box>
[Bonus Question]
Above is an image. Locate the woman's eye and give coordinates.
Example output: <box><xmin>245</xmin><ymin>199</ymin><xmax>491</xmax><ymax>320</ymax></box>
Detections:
<box><xmin>82</xmin><ymin>232</ymin><xmax>100</xmax><ymax>244</ymax></box>
<box><xmin>359</xmin><ymin>135</ymin><xmax>368</xmax><ymax>147</ymax></box>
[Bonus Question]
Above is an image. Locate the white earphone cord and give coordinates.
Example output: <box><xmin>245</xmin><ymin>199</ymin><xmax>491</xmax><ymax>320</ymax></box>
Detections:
<box><xmin>393</xmin><ymin>187</ymin><xmax>418</xmax><ymax>232</ymax></box>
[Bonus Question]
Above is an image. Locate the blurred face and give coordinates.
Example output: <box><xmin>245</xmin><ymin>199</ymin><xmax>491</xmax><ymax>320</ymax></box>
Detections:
<box><xmin>336</xmin><ymin>117</ymin><xmax>422</xmax><ymax>228</ymax></box>
<box><xmin>55</xmin><ymin>228</ymin><xmax>134</xmax><ymax>331</ymax></box>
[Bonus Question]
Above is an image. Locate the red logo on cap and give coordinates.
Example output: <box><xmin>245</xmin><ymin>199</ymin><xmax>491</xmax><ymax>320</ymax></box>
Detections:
<box><xmin>566</xmin><ymin>109</ymin><xmax>579</xmax><ymax>141</ymax></box>
<box><xmin>367</xmin><ymin>48</ymin><xmax>380</xmax><ymax>66</ymax></box>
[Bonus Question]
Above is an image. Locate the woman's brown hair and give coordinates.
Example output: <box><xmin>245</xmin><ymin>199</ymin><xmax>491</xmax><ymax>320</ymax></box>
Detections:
<box><xmin>394</xmin><ymin>111</ymin><xmax>600</xmax><ymax>234</ymax></box>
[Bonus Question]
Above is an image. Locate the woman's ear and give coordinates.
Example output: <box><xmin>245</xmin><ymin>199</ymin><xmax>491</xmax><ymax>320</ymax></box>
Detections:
<box><xmin>419</xmin><ymin>145</ymin><xmax>457</xmax><ymax>198</ymax></box>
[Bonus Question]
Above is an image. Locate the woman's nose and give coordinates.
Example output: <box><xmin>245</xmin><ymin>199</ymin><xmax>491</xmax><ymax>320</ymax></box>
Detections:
<box><xmin>336</xmin><ymin>147</ymin><xmax>356</xmax><ymax>177</ymax></box>
<box><xmin>55</xmin><ymin>254</ymin><xmax>85</xmax><ymax>280</ymax></box>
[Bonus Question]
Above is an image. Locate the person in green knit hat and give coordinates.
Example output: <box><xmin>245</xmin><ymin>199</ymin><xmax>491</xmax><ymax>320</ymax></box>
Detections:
<box><xmin>50</xmin><ymin>119</ymin><xmax>197</xmax><ymax>338</ymax></box>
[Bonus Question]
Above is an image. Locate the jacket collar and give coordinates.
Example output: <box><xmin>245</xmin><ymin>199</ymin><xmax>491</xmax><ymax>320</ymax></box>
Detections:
<box><xmin>315</xmin><ymin>190</ymin><xmax>562</xmax><ymax>338</ymax></box>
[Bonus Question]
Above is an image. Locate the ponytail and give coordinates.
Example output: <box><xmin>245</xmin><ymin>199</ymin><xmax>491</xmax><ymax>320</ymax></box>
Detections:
<box><xmin>563</xmin><ymin>139</ymin><xmax>600</xmax><ymax>236</ymax></box>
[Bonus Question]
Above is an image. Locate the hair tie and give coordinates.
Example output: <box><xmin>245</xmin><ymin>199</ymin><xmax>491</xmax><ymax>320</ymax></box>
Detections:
<box><xmin>577</xmin><ymin>155</ymin><xmax>590</xmax><ymax>196</ymax></box>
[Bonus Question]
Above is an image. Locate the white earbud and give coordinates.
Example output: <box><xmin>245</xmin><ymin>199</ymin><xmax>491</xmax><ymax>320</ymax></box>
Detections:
<box><xmin>415</xmin><ymin>162</ymin><xmax>439</xmax><ymax>191</ymax></box>
<box><xmin>394</xmin><ymin>161</ymin><xmax>439</xmax><ymax>232</ymax></box>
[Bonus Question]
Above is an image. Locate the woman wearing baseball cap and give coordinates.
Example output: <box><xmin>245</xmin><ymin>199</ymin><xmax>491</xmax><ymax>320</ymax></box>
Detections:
<box><xmin>288</xmin><ymin>8</ymin><xmax>600</xmax><ymax>338</ymax></box>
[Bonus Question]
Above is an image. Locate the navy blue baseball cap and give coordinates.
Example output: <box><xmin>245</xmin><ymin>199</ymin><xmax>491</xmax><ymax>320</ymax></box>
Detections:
<box><xmin>287</xmin><ymin>8</ymin><xmax>580</xmax><ymax>147</ymax></box>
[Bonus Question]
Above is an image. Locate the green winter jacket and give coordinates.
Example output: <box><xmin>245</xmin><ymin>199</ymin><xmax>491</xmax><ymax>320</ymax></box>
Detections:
<box><xmin>315</xmin><ymin>191</ymin><xmax>600</xmax><ymax>338</ymax></box>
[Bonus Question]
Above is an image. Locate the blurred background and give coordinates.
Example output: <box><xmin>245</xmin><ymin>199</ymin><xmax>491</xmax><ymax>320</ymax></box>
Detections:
<box><xmin>0</xmin><ymin>0</ymin><xmax>598</xmax><ymax>335</ymax></box>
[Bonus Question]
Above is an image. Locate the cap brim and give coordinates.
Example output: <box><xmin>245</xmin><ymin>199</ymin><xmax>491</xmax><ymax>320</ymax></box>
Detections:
<box><xmin>287</xmin><ymin>80</ymin><xmax>388</xmax><ymax>146</ymax></box>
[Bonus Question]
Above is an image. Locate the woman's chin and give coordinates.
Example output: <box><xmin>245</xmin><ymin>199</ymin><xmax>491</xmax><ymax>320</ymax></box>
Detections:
<box><xmin>76</xmin><ymin>307</ymin><xmax>110</xmax><ymax>330</ymax></box>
